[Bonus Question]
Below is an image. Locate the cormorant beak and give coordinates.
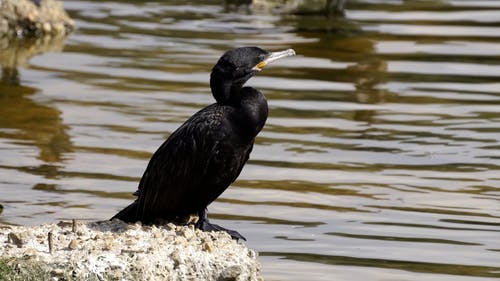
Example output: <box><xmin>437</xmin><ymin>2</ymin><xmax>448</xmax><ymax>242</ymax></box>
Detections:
<box><xmin>252</xmin><ymin>49</ymin><xmax>296</xmax><ymax>71</ymax></box>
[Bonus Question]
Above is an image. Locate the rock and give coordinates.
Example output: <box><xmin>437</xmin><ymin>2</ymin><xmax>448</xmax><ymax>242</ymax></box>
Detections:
<box><xmin>203</xmin><ymin>240</ymin><xmax>214</xmax><ymax>253</ymax></box>
<box><xmin>251</xmin><ymin>0</ymin><xmax>345</xmax><ymax>14</ymax></box>
<box><xmin>51</xmin><ymin>268</ymin><xmax>65</xmax><ymax>277</ymax></box>
<box><xmin>0</xmin><ymin>0</ymin><xmax>74</xmax><ymax>37</ymax></box>
<box><xmin>7</xmin><ymin>232</ymin><xmax>23</xmax><ymax>248</ymax></box>
<box><xmin>68</xmin><ymin>239</ymin><xmax>77</xmax><ymax>250</ymax></box>
<box><xmin>0</xmin><ymin>220</ymin><xmax>262</xmax><ymax>281</ymax></box>
<box><xmin>219</xmin><ymin>265</ymin><xmax>243</xmax><ymax>281</ymax></box>
<box><xmin>0</xmin><ymin>1</ymin><xmax>74</xmax><ymax>69</ymax></box>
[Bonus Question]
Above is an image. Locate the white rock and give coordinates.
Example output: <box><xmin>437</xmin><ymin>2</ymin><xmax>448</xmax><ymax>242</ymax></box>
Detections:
<box><xmin>0</xmin><ymin>220</ymin><xmax>262</xmax><ymax>281</ymax></box>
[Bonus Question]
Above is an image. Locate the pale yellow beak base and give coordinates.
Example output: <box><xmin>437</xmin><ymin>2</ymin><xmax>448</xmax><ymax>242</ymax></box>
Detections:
<box><xmin>252</xmin><ymin>49</ymin><xmax>296</xmax><ymax>71</ymax></box>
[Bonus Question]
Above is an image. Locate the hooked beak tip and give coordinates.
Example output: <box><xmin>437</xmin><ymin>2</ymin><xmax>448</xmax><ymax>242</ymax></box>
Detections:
<box><xmin>252</xmin><ymin>48</ymin><xmax>296</xmax><ymax>71</ymax></box>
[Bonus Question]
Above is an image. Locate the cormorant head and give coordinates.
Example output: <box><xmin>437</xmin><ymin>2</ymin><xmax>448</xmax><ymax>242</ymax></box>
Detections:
<box><xmin>210</xmin><ymin>47</ymin><xmax>295</xmax><ymax>105</ymax></box>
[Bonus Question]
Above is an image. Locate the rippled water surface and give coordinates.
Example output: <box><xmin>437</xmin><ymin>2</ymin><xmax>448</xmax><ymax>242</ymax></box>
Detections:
<box><xmin>1</xmin><ymin>0</ymin><xmax>500</xmax><ymax>280</ymax></box>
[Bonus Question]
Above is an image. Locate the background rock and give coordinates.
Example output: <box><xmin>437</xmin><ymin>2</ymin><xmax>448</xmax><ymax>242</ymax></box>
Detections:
<box><xmin>0</xmin><ymin>0</ymin><xmax>73</xmax><ymax>38</ymax></box>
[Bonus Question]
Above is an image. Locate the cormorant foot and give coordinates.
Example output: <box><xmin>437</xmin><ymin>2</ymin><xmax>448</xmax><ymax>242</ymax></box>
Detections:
<box><xmin>196</xmin><ymin>219</ymin><xmax>246</xmax><ymax>241</ymax></box>
<box><xmin>196</xmin><ymin>208</ymin><xmax>246</xmax><ymax>241</ymax></box>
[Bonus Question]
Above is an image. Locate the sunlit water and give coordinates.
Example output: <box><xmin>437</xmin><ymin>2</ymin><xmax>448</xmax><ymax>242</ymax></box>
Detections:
<box><xmin>1</xmin><ymin>1</ymin><xmax>499</xmax><ymax>280</ymax></box>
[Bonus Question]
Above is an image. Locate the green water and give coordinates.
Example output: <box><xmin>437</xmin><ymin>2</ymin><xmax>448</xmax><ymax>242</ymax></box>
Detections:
<box><xmin>1</xmin><ymin>1</ymin><xmax>499</xmax><ymax>280</ymax></box>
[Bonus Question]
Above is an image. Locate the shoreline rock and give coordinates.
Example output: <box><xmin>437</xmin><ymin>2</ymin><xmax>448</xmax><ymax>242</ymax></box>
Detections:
<box><xmin>0</xmin><ymin>0</ymin><xmax>73</xmax><ymax>70</ymax></box>
<box><xmin>0</xmin><ymin>220</ymin><xmax>262</xmax><ymax>281</ymax></box>
<box><xmin>0</xmin><ymin>0</ymin><xmax>74</xmax><ymax>38</ymax></box>
<box><xmin>251</xmin><ymin>0</ymin><xmax>345</xmax><ymax>14</ymax></box>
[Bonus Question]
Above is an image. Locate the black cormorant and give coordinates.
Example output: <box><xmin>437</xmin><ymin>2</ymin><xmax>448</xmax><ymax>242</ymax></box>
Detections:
<box><xmin>112</xmin><ymin>47</ymin><xmax>296</xmax><ymax>240</ymax></box>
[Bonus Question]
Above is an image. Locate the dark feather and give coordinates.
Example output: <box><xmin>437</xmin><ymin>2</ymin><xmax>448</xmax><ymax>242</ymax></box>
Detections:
<box><xmin>113</xmin><ymin>103</ymin><xmax>256</xmax><ymax>223</ymax></box>
<box><xmin>111</xmin><ymin>47</ymin><xmax>279</xmax><ymax>240</ymax></box>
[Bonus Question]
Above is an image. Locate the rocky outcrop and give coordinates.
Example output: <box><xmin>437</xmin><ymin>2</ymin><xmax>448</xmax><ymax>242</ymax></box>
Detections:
<box><xmin>0</xmin><ymin>0</ymin><xmax>73</xmax><ymax>37</ymax></box>
<box><xmin>251</xmin><ymin>0</ymin><xmax>345</xmax><ymax>14</ymax></box>
<box><xmin>0</xmin><ymin>220</ymin><xmax>262</xmax><ymax>281</ymax></box>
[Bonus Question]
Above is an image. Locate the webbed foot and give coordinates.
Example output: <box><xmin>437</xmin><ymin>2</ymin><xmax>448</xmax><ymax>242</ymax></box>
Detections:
<box><xmin>195</xmin><ymin>209</ymin><xmax>246</xmax><ymax>241</ymax></box>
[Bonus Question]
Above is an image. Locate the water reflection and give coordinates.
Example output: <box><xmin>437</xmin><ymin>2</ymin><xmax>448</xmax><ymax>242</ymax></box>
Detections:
<box><xmin>0</xmin><ymin>35</ymin><xmax>68</xmax><ymax>68</ymax></box>
<box><xmin>262</xmin><ymin>252</ymin><xmax>500</xmax><ymax>278</ymax></box>
<box><xmin>0</xmin><ymin>30</ymin><xmax>74</xmax><ymax>224</ymax></box>
<box><xmin>0</xmin><ymin>68</ymin><xmax>72</xmax><ymax>163</ymax></box>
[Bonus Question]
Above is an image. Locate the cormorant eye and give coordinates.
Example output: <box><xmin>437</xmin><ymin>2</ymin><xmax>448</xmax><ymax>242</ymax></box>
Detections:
<box><xmin>258</xmin><ymin>54</ymin><xmax>266</xmax><ymax>61</ymax></box>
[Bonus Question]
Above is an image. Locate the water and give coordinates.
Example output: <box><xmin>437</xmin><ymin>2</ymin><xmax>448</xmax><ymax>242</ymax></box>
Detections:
<box><xmin>1</xmin><ymin>1</ymin><xmax>499</xmax><ymax>280</ymax></box>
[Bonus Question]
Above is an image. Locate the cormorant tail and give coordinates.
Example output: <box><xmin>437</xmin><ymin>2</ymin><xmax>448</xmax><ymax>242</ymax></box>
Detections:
<box><xmin>111</xmin><ymin>201</ymin><xmax>139</xmax><ymax>222</ymax></box>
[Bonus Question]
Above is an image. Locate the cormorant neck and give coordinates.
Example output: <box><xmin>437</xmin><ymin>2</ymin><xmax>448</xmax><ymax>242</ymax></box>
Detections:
<box><xmin>210</xmin><ymin>77</ymin><xmax>238</xmax><ymax>105</ymax></box>
<box><xmin>210</xmin><ymin>65</ymin><xmax>253</xmax><ymax>106</ymax></box>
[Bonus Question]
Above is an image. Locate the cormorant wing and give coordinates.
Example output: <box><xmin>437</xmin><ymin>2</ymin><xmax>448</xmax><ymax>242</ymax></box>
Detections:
<box><xmin>133</xmin><ymin>105</ymin><xmax>240</xmax><ymax>220</ymax></box>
